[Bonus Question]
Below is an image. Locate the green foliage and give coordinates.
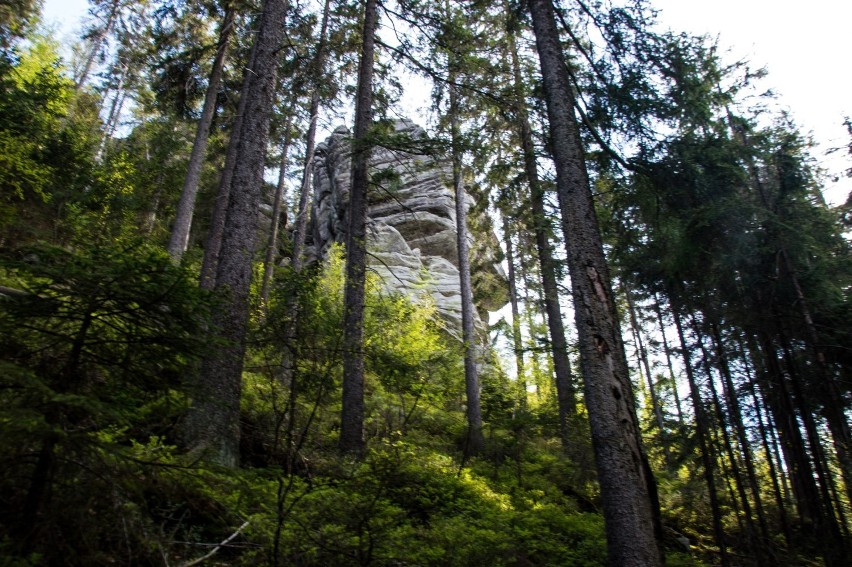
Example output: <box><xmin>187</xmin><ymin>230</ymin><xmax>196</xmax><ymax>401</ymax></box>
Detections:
<box><xmin>253</xmin><ymin>440</ymin><xmax>608</xmax><ymax>567</ymax></box>
<box><xmin>0</xmin><ymin>242</ymin><xmax>214</xmax><ymax>563</ymax></box>
<box><xmin>0</xmin><ymin>35</ymin><xmax>101</xmax><ymax>247</ymax></box>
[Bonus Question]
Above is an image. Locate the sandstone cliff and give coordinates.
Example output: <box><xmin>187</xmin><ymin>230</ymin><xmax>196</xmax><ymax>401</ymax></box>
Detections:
<box><xmin>305</xmin><ymin>119</ymin><xmax>507</xmax><ymax>336</ymax></box>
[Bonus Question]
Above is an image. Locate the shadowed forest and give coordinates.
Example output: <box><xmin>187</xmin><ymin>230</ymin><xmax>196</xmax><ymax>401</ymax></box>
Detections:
<box><xmin>1</xmin><ymin>0</ymin><xmax>851</xmax><ymax>565</ymax></box>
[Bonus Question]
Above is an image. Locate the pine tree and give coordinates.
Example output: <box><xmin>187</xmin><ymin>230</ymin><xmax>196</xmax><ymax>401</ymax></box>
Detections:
<box><xmin>339</xmin><ymin>0</ymin><xmax>379</xmax><ymax>455</ymax></box>
<box><xmin>184</xmin><ymin>0</ymin><xmax>290</xmax><ymax>466</ymax></box>
<box><xmin>527</xmin><ymin>1</ymin><xmax>663</xmax><ymax>564</ymax></box>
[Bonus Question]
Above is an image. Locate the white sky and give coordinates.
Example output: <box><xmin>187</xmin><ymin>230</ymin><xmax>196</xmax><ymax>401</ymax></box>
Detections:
<box><xmin>41</xmin><ymin>0</ymin><xmax>852</xmax><ymax>204</ymax></box>
<box><xmin>652</xmin><ymin>0</ymin><xmax>851</xmax><ymax>204</ymax></box>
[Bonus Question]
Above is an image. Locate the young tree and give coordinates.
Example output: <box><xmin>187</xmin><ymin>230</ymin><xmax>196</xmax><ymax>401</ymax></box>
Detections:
<box><xmin>526</xmin><ymin>1</ymin><xmax>662</xmax><ymax>564</ymax></box>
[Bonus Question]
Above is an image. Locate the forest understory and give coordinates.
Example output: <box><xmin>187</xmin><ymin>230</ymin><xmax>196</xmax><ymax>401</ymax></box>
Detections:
<box><xmin>1</xmin><ymin>0</ymin><xmax>850</xmax><ymax>565</ymax></box>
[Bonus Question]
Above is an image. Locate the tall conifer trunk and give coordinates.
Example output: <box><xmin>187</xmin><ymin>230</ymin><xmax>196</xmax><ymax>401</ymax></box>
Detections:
<box><xmin>339</xmin><ymin>0</ymin><xmax>378</xmax><ymax>455</ymax></box>
<box><xmin>502</xmin><ymin>216</ymin><xmax>527</xmax><ymax>410</ymax></box>
<box><xmin>671</xmin><ymin>299</ymin><xmax>729</xmax><ymax>565</ymax></box>
<box><xmin>449</xmin><ymin>82</ymin><xmax>484</xmax><ymax>455</ymax></box>
<box><xmin>505</xmin><ymin>11</ymin><xmax>575</xmax><ymax>443</ymax></box>
<box><xmin>260</xmin><ymin>112</ymin><xmax>294</xmax><ymax>307</ymax></box>
<box><xmin>184</xmin><ymin>0</ymin><xmax>289</xmax><ymax>467</ymax></box>
<box><xmin>168</xmin><ymin>6</ymin><xmax>235</xmax><ymax>261</ymax></box>
<box><xmin>200</xmin><ymin>36</ymin><xmax>259</xmax><ymax>289</ymax></box>
<box><xmin>527</xmin><ymin>1</ymin><xmax>662</xmax><ymax>563</ymax></box>
<box><xmin>291</xmin><ymin>0</ymin><xmax>332</xmax><ymax>271</ymax></box>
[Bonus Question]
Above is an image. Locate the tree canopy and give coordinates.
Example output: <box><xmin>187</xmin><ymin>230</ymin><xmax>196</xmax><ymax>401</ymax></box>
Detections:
<box><xmin>0</xmin><ymin>1</ymin><xmax>850</xmax><ymax>565</ymax></box>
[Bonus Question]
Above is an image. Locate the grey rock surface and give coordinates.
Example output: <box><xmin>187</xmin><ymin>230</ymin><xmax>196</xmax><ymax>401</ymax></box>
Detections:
<box><xmin>307</xmin><ymin>120</ymin><xmax>507</xmax><ymax>336</ymax></box>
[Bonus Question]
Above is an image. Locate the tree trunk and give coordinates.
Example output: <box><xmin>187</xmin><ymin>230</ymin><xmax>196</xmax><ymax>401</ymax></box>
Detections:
<box><xmin>527</xmin><ymin>1</ymin><xmax>662</xmax><ymax>563</ymax></box>
<box><xmin>710</xmin><ymin>322</ymin><xmax>771</xmax><ymax>546</ymax></box>
<box><xmin>740</xmin><ymin>338</ymin><xmax>793</xmax><ymax>546</ymax></box>
<box><xmin>339</xmin><ymin>0</ymin><xmax>378</xmax><ymax>455</ymax></box>
<box><xmin>652</xmin><ymin>294</ymin><xmax>684</xmax><ymax>425</ymax></box>
<box><xmin>184</xmin><ymin>0</ymin><xmax>289</xmax><ymax>467</ymax></box>
<box><xmin>506</xmin><ymin>12</ymin><xmax>575</xmax><ymax>444</ymax></box>
<box><xmin>671</xmin><ymin>299</ymin><xmax>729</xmax><ymax>566</ymax></box>
<box><xmin>503</xmin><ymin>215</ymin><xmax>527</xmax><ymax>410</ymax></box>
<box><xmin>168</xmin><ymin>7</ymin><xmax>235</xmax><ymax>261</ymax></box>
<box><xmin>291</xmin><ymin>0</ymin><xmax>332</xmax><ymax>271</ymax></box>
<box><xmin>260</xmin><ymin>111</ymin><xmax>294</xmax><ymax>307</ymax></box>
<box><xmin>200</xmin><ymin>35</ymin><xmax>260</xmax><ymax>289</ymax></box>
<box><xmin>624</xmin><ymin>287</ymin><xmax>665</xmax><ymax>435</ymax></box>
<box><xmin>75</xmin><ymin>0</ymin><xmax>121</xmax><ymax>90</ymax></box>
<box><xmin>449</xmin><ymin>76</ymin><xmax>484</xmax><ymax>456</ymax></box>
<box><xmin>779</xmin><ymin>249</ymin><xmax>852</xmax><ymax>511</ymax></box>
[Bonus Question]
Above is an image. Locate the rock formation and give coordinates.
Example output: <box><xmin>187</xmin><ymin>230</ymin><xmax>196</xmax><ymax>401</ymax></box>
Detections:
<box><xmin>306</xmin><ymin>119</ymin><xmax>507</xmax><ymax>336</ymax></box>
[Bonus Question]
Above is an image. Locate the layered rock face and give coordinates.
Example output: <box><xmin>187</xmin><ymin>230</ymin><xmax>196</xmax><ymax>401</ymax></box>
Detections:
<box><xmin>306</xmin><ymin>119</ymin><xmax>507</xmax><ymax>336</ymax></box>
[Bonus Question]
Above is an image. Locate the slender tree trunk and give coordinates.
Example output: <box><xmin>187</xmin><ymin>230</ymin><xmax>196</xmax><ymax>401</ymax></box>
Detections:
<box><xmin>168</xmin><ymin>7</ymin><xmax>235</xmax><ymax>260</ymax></box>
<box><xmin>100</xmin><ymin>61</ymin><xmax>127</xmax><ymax>140</ymax></box>
<box><xmin>184</xmin><ymin>0</ymin><xmax>289</xmax><ymax>467</ymax></box>
<box><xmin>527</xmin><ymin>2</ymin><xmax>662</xmax><ymax>563</ymax></box>
<box><xmin>750</xmin><ymin>377</ymin><xmax>793</xmax><ymax>546</ymax></box>
<box><xmin>503</xmin><ymin>216</ymin><xmax>527</xmax><ymax>410</ymax></box>
<box><xmin>624</xmin><ymin>287</ymin><xmax>665</xmax><ymax>435</ymax></box>
<box><xmin>260</xmin><ymin>112</ymin><xmax>294</xmax><ymax>307</ymax></box>
<box><xmin>291</xmin><ymin>0</ymin><xmax>332</xmax><ymax>271</ymax></box>
<box><xmin>449</xmin><ymin>79</ymin><xmax>484</xmax><ymax>456</ymax></box>
<box><xmin>505</xmin><ymin>12</ymin><xmax>575</xmax><ymax>444</ymax></box>
<box><xmin>776</xmin><ymin>331</ymin><xmax>847</xmax><ymax>561</ymax></box>
<box><xmin>339</xmin><ymin>0</ymin><xmax>378</xmax><ymax>455</ymax></box>
<box><xmin>75</xmin><ymin>0</ymin><xmax>120</xmax><ymax>90</ymax></box>
<box><xmin>779</xmin><ymin>249</ymin><xmax>852</xmax><ymax>511</ymax></box>
<box><xmin>756</xmin><ymin>331</ymin><xmax>823</xmax><ymax>530</ymax></box>
<box><xmin>691</xmin><ymin>314</ymin><xmax>761</xmax><ymax>554</ymax></box>
<box><xmin>200</xmin><ymin>36</ymin><xmax>260</xmax><ymax>289</ymax></box>
<box><xmin>671</xmin><ymin>299</ymin><xmax>729</xmax><ymax>566</ymax></box>
<box><xmin>652</xmin><ymin>294</ymin><xmax>684</xmax><ymax>425</ymax></box>
<box><xmin>710</xmin><ymin>322</ymin><xmax>771</xmax><ymax>546</ymax></box>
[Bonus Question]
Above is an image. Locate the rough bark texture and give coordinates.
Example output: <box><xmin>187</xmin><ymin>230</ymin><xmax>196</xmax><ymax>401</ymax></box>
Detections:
<box><xmin>200</xmin><ymin>36</ymin><xmax>259</xmax><ymax>289</ymax></box>
<box><xmin>184</xmin><ymin>0</ymin><xmax>288</xmax><ymax>467</ymax></box>
<box><xmin>339</xmin><ymin>0</ymin><xmax>378</xmax><ymax>455</ymax></box>
<box><xmin>168</xmin><ymin>7</ymin><xmax>235</xmax><ymax>261</ymax></box>
<box><xmin>527</xmin><ymin>1</ymin><xmax>662</xmax><ymax>564</ymax></box>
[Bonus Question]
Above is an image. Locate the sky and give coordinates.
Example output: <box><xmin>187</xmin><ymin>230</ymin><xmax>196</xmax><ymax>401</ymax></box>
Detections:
<box><xmin>40</xmin><ymin>0</ymin><xmax>852</xmax><ymax>204</ymax></box>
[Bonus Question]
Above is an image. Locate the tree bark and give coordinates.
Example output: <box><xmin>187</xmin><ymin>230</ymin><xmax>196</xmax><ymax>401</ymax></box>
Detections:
<box><xmin>502</xmin><ymin>216</ymin><xmax>527</xmax><ymax>410</ymax></box>
<box><xmin>339</xmin><ymin>0</ymin><xmax>378</xmax><ymax>455</ymax></box>
<box><xmin>527</xmin><ymin>1</ymin><xmax>662</xmax><ymax>564</ymax></box>
<box><xmin>450</xmin><ymin>82</ymin><xmax>484</xmax><ymax>456</ymax></box>
<box><xmin>506</xmin><ymin>12</ymin><xmax>575</xmax><ymax>444</ymax></box>
<box><xmin>291</xmin><ymin>0</ymin><xmax>332</xmax><ymax>272</ymax></box>
<box><xmin>200</xmin><ymin>34</ymin><xmax>260</xmax><ymax>289</ymax></box>
<box><xmin>260</xmin><ymin>111</ymin><xmax>294</xmax><ymax>307</ymax></box>
<box><xmin>168</xmin><ymin>6</ymin><xmax>235</xmax><ymax>261</ymax></box>
<box><xmin>184</xmin><ymin>0</ymin><xmax>289</xmax><ymax>467</ymax></box>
